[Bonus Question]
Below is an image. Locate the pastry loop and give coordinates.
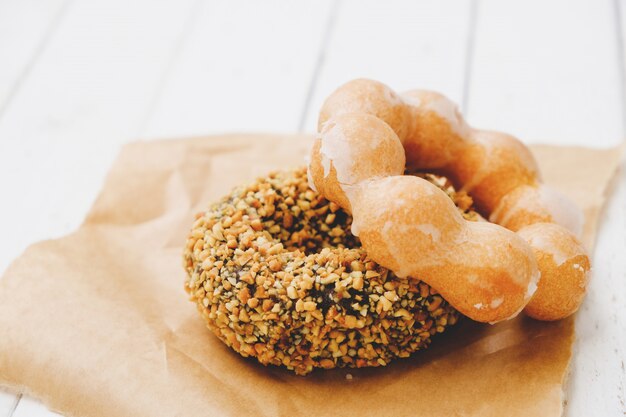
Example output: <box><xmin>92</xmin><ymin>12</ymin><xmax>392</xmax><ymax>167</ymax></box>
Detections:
<box><xmin>308</xmin><ymin>79</ymin><xmax>591</xmax><ymax>322</ymax></box>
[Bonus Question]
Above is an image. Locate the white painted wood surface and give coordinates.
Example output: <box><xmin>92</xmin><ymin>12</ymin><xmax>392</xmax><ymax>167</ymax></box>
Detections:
<box><xmin>141</xmin><ymin>0</ymin><xmax>334</xmax><ymax>136</ymax></box>
<box><xmin>0</xmin><ymin>0</ymin><xmax>624</xmax><ymax>416</ymax></box>
<box><xmin>0</xmin><ymin>0</ymin><xmax>69</xmax><ymax>110</ymax></box>
<box><xmin>467</xmin><ymin>0</ymin><xmax>624</xmax><ymax>146</ymax></box>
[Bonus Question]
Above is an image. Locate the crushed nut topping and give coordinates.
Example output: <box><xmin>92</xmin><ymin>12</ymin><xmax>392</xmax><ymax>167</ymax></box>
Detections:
<box><xmin>183</xmin><ymin>168</ymin><xmax>476</xmax><ymax>375</ymax></box>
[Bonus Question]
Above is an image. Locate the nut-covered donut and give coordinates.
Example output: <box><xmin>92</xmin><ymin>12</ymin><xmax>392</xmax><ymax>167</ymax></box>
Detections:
<box><xmin>310</xmin><ymin>78</ymin><xmax>591</xmax><ymax>323</ymax></box>
<box><xmin>184</xmin><ymin>168</ymin><xmax>475</xmax><ymax>375</ymax></box>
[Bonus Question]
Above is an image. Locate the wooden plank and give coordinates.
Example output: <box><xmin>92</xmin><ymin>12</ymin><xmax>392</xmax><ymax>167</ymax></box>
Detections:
<box><xmin>0</xmin><ymin>3</ymin><xmax>197</xmax><ymax>415</ymax></box>
<box><xmin>467</xmin><ymin>0</ymin><xmax>623</xmax><ymax>146</ymax></box>
<box><xmin>3</xmin><ymin>0</ymin><xmax>200</xmax><ymax>414</ymax></box>
<box><xmin>0</xmin><ymin>0</ymin><xmax>199</xmax><ymax>280</ymax></box>
<box><xmin>566</xmin><ymin>5</ymin><xmax>626</xmax><ymax>417</ymax></box>
<box><xmin>0</xmin><ymin>0</ymin><xmax>69</xmax><ymax>112</ymax></box>
<box><xmin>141</xmin><ymin>0</ymin><xmax>334</xmax><ymax>138</ymax></box>
<box><xmin>566</xmin><ymin>166</ymin><xmax>626</xmax><ymax>417</ymax></box>
<box><xmin>0</xmin><ymin>2</ymin><xmax>71</xmax><ymax>414</ymax></box>
<box><xmin>301</xmin><ymin>0</ymin><xmax>473</xmax><ymax>132</ymax></box>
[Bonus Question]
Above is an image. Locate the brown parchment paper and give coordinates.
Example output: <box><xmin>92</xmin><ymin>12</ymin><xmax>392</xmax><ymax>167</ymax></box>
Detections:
<box><xmin>0</xmin><ymin>135</ymin><xmax>622</xmax><ymax>417</ymax></box>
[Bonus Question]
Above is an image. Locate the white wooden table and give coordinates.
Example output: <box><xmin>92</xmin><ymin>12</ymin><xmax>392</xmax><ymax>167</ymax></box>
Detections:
<box><xmin>0</xmin><ymin>0</ymin><xmax>624</xmax><ymax>416</ymax></box>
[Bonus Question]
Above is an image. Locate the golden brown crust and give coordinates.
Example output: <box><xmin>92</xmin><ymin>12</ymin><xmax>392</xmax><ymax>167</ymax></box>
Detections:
<box><xmin>318</xmin><ymin>79</ymin><xmax>412</xmax><ymax>141</ymax></box>
<box><xmin>347</xmin><ymin>176</ymin><xmax>538</xmax><ymax>323</ymax></box>
<box><xmin>310</xmin><ymin>78</ymin><xmax>591</xmax><ymax>322</ymax></box>
<box><xmin>309</xmin><ymin>113</ymin><xmax>405</xmax><ymax>212</ymax></box>
<box><xmin>518</xmin><ymin>223</ymin><xmax>590</xmax><ymax>321</ymax></box>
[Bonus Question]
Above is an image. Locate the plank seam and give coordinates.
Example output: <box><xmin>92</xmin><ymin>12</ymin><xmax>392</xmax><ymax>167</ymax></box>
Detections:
<box><xmin>297</xmin><ymin>0</ymin><xmax>341</xmax><ymax>133</ymax></box>
<box><xmin>461</xmin><ymin>0</ymin><xmax>478</xmax><ymax>114</ymax></box>
<box><xmin>7</xmin><ymin>393</ymin><xmax>22</xmax><ymax>417</ymax></box>
<box><xmin>1</xmin><ymin>0</ymin><xmax>73</xmax><ymax>410</ymax></box>
<box><xmin>613</xmin><ymin>0</ymin><xmax>626</xmax><ymax>136</ymax></box>
<box><xmin>0</xmin><ymin>0</ymin><xmax>74</xmax><ymax>124</ymax></box>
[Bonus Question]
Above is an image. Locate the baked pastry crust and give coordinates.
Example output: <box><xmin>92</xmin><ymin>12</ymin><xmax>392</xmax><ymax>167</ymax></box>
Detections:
<box><xmin>309</xmin><ymin>79</ymin><xmax>591</xmax><ymax>322</ymax></box>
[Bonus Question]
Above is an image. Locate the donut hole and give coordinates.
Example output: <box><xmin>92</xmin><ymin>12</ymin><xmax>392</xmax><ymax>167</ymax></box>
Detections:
<box><xmin>247</xmin><ymin>170</ymin><xmax>361</xmax><ymax>255</ymax></box>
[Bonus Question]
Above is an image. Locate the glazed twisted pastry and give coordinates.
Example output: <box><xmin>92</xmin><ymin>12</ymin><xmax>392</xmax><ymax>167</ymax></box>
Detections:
<box><xmin>309</xmin><ymin>79</ymin><xmax>591</xmax><ymax>322</ymax></box>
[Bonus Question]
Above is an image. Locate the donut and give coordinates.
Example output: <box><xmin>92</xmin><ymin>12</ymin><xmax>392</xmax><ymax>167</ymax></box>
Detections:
<box><xmin>184</xmin><ymin>168</ymin><xmax>477</xmax><ymax>375</ymax></box>
<box><xmin>310</xmin><ymin>78</ymin><xmax>591</xmax><ymax>322</ymax></box>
